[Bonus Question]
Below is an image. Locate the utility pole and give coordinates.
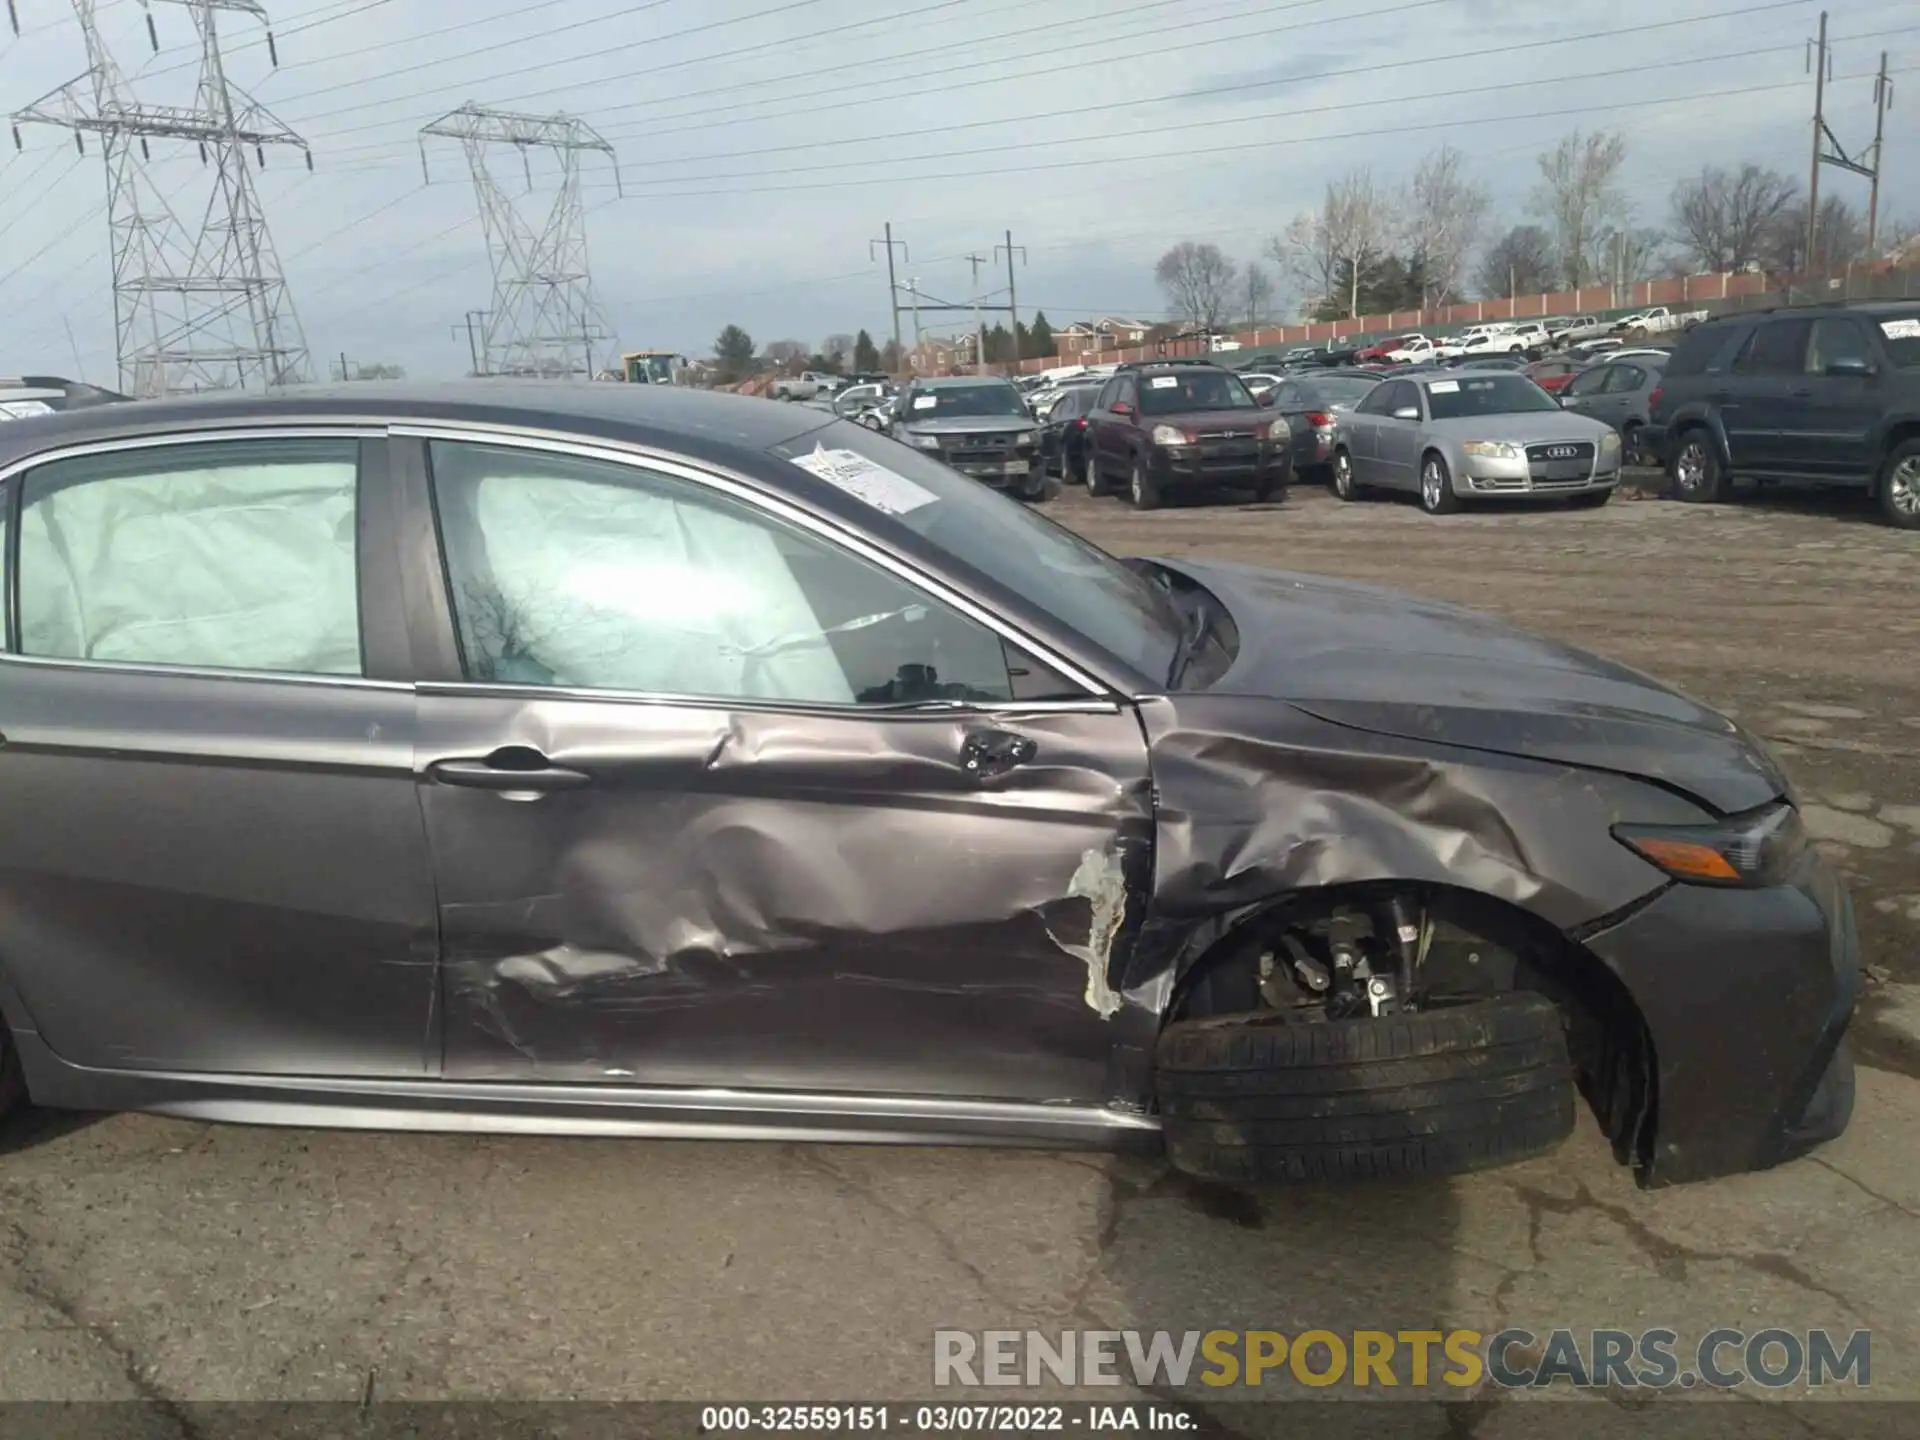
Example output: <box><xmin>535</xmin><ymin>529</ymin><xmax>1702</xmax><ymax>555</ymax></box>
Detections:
<box><xmin>421</xmin><ymin>103</ymin><xmax>621</xmax><ymax>379</ymax></box>
<box><xmin>994</xmin><ymin>230</ymin><xmax>1026</xmax><ymax>364</ymax></box>
<box><xmin>1802</xmin><ymin>13</ymin><xmax>1882</xmax><ymax>271</ymax></box>
<box><xmin>336</xmin><ymin>351</ymin><xmax>351</xmax><ymax>382</ymax></box>
<box><xmin>451</xmin><ymin>308</ymin><xmax>490</xmax><ymax>376</ymax></box>
<box><xmin>1807</xmin><ymin>10</ymin><xmax>1830</xmax><ymax>270</ymax></box>
<box><xmin>870</xmin><ymin>223</ymin><xmax>908</xmax><ymax>363</ymax></box>
<box><xmin>906</xmin><ymin>277</ymin><xmax>922</xmax><ymax>355</ymax></box>
<box><xmin>10</xmin><ymin>0</ymin><xmax>314</xmax><ymax>395</ymax></box>
<box><xmin>965</xmin><ymin>252</ymin><xmax>988</xmax><ymax>373</ymax></box>
<box><xmin>1867</xmin><ymin>51</ymin><xmax>1893</xmax><ymax>253</ymax></box>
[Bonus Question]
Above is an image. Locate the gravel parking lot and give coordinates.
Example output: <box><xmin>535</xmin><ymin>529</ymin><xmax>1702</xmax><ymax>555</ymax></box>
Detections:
<box><xmin>3</xmin><ymin>479</ymin><xmax>1917</xmax><ymax>1428</ymax></box>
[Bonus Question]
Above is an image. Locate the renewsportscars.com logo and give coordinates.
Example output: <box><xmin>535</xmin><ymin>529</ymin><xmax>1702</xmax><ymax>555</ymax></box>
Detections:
<box><xmin>932</xmin><ymin>1328</ymin><xmax>1872</xmax><ymax>1391</ymax></box>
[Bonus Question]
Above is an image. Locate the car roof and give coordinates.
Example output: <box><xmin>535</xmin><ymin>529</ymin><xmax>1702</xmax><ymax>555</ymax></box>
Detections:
<box><xmin>910</xmin><ymin>375</ymin><xmax>1016</xmax><ymax>389</ymax></box>
<box><xmin>0</xmin><ymin>380</ymin><xmax>840</xmax><ymax>471</ymax></box>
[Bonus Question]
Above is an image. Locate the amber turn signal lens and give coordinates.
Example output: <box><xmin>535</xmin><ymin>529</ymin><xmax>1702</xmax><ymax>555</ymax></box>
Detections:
<box><xmin>1621</xmin><ymin>836</ymin><xmax>1742</xmax><ymax>882</ymax></box>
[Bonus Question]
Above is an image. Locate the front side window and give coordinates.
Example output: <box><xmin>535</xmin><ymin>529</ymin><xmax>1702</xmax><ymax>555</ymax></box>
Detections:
<box><xmin>1605</xmin><ymin>365</ymin><xmax>1647</xmax><ymax>393</ymax></box>
<box><xmin>1564</xmin><ymin>367</ymin><xmax>1610</xmax><ymax>397</ymax></box>
<box><xmin>1807</xmin><ymin>318</ymin><xmax>1874</xmax><ymax>373</ymax></box>
<box><xmin>428</xmin><ymin>440</ymin><xmax>1015</xmax><ymax>707</ymax></box>
<box><xmin>17</xmin><ymin>438</ymin><xmax>361</xmax><ymax>675</ymax></box>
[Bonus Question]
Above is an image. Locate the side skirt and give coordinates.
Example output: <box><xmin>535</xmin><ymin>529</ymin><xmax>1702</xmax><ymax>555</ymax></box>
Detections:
<box><xmin>11</xmin><ymin>1032</ymin><xmax>1160</xmax><ymax>1149</ymax></box>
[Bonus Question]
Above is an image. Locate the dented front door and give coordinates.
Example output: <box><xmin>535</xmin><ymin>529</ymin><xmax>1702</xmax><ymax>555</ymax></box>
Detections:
<box><xmin>417</xmin><ymin>694</ymin><xmax>1153</xmax><ymax>1101</ymax></box>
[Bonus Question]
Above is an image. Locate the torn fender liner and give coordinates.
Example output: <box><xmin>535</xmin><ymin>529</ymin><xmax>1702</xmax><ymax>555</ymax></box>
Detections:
<box><xmin>1041</xmin><ymin>845</ymin><xmax>1129</xmax><ymax>1019</ymax></box>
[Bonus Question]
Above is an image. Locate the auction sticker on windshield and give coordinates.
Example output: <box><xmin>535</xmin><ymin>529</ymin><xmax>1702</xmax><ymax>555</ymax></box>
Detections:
<box><xmin>1430</xmin><ymin>380</ymin><xmax>1460</xmax><ymax>393</ymax></box>
<box><xmin>0</xmin><ymin>400</ymin><xmax>55</xmax><ymax>420</ymax></box>
<box><xmin>912</xmin><ymin>394</ymin><xmax>939</xmax><ymax>409</ymax></box>
<box><xmin>1881</xmin><ymin>319</ymin><xmax>1920</xmax><ymax>340</ymax></box>
<box><xmin>1149</xmin><ymin>376</ymin><xmax>1180</xmax><ymax>388</ymax></box>
<box><xmin>791</xmin><ymin>446</ymin><xmax>938</xmax><ymax>516</ymax></box>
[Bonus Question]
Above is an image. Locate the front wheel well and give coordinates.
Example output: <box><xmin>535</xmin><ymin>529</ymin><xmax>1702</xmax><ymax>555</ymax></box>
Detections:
<box><xmin>1167</xmin><ymin>882</ymin><xmax>1657</xmax><ymax>1173</ymax></box>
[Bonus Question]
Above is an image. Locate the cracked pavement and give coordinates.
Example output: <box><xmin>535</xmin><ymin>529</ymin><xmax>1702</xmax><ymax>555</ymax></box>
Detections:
<box><xmin>2</xmin><ymin>480</ymin><xmax>1917</xmax><ymax>1430</ymax></box>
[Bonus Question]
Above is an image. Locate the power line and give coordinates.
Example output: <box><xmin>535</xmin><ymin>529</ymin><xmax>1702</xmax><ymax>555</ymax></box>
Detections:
<box><xmin>552</xmin><ymin>27</ymin><xmax>1878</xmax><ymax>195</ymax></box>
<box><xmin>300</xmin><ymin>0</ymin><xmax>1235</xmax><ymax>154</ymax></box>
<box><xmin>272</xmin><ymin>0</ymin><xmax>804</xmax><ymax>113</ymax></box>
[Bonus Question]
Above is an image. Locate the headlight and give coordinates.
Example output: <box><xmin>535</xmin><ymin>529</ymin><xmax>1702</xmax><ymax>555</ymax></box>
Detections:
<box><xmin>1266</xmin><ymin>417</ymin><xmax>1291</xmax><ymax>441</ymax></box>
<box><xmin>1600</xmin><ymin>430</ymin><xmax>1622</xmax><ymax>455</ymax></box>
<box><xmin>1016</xmin><ymin>430</ymin><xmax>1037</xmax><ymax>446</ymax></box>
<box><xmin>1150</xmin><ymin>424</ymin><xmax>1192</xmax><ymax>446</ymax></box>
<box><xmin>1460</xmin><ymin>440</ymin><xmax>1522</xmax><ymax>460</ymax></box>
<box><xmin>1613</xmin><ymin>802</ymin><xmax>1807</xmax><ymax>888</ymax></box>
<box><xmin>908</xmin><ymin>433</ymin><xmax>942</xmax><ymax>451</ymax></box>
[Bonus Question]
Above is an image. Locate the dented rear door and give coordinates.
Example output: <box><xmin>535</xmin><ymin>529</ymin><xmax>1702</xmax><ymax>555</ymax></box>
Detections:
<box><xmin>406</xmin><ymin>434</ymin><xmax>1154</xmax><ymax>1102</ymax></box>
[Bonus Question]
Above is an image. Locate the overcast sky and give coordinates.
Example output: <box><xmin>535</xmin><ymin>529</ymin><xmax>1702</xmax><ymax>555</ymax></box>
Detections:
<box><xmin>1</xmin><ymin>0</ymin><xmax>1914</xmax><ymax>381</ymax></box>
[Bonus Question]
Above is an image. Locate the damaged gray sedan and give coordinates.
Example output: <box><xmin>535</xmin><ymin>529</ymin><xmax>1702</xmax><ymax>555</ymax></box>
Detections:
<box><xmin>0</xmin><ymin>384</ymin><xmax>1855</xmax><ymax>1187</ymax></box>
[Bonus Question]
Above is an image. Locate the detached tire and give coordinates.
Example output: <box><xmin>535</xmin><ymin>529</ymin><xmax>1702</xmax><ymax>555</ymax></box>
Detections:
<box><xmin>1155</xmin><ymin>993</ymin><xmax>1576</xmax><ymax>1183</ymax></box>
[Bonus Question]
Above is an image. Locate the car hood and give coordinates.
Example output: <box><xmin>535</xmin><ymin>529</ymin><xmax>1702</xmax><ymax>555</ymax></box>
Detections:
<box><xmin>1425</xmin><ymin>410</ymin><xmax>1612</xmax><ymax>444</ymax></box>
<box><xmin>1158</xmin><ymin>558</ymin><xmax>1786</xmax><ymax>813</ymax></box>
<box><xmin>897</xmin><ymin>415</ymin><xmax>1032</xmax><ymax>435</ymax></box>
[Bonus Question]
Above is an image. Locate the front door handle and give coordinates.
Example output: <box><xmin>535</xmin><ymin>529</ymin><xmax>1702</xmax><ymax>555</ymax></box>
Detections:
<box><xmin>428</xmin><ymin>747</ymin><xmax>591</xmax><ymax>792</ymax></box>
<box><xmin>960</xmin><ymin>728</ymin><xmax>1036</xmax><ymax>782</ymax></box>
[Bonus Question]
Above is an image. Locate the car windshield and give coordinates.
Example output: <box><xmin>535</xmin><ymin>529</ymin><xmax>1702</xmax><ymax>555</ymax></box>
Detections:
<box><xmin>1136</xmin><ymin>370</ymin><xmax>1256</xmax><ymax>415</ymax></box>
<box><xmin>768</xmin><ymin>419</ymin><xmax>1182</xmax><ymax>682</ymax></box>
<box><xmin>1423</xmin><ymin>374</ymin><xmax>1560</xmax><ymax>419</ymax></box>
<box><xmin>1305</xmin><ymin>375</ymin><xmax>1381</xmax><ymax>407</ymax></box>
<box><xmin>1877</xmin><ymin>313</ymin><xmax>1920</xmax><ymax>368</ymax></box>
<box><xmin>904</xmin><ymin>384</ymin><xmax>1027</xmax><ymax>419</ymax></box>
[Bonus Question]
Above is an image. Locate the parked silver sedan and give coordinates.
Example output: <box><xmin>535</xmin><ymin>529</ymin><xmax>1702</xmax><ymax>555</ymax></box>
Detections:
<box><xmin>1330</xmin><ymin>369</ymin><xmax>1623</xmax><ymax>514</ymax></box>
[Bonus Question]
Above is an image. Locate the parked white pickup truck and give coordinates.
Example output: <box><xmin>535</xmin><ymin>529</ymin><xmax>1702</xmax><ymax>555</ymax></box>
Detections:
<box><xmin>768</xmin><ymin>370</ymin><xmax>843</xmax><ymax>401</ymax></box>
<box><xmin>1433</xmin><ymin>325</ymin><xmax>1510</xmax><ymax>359</ymax></box>
<box><xmin>1553</xmin><ymin>315</ymin><xmax>1610</xmax><ymax>344</ymax></box>
<box><xmin>1386</xmin><ymin>336</ymin><xmax>1437</xmax><ymax>363</ymax></box>
<box><xmin>1610</xmin><ymin>306</ymin><xmax>1708</xmax><ymax>339</ymax></box>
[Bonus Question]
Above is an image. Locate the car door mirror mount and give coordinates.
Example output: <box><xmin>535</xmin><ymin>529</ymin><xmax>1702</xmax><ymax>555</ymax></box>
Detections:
<box><xmin>1825</xmin><ymin>357</ymin><xmax>1874</xmax><ymax>378</ymax></box>
<box><xmin>1111</xmin><ymin>401</ymin><xmax>1133</xmax><ymax>417</ymax></box>
<box><xmin>1392</xmin><ymin>406</ymin><xmax>1420</xmax><ymax>421</ymax></box>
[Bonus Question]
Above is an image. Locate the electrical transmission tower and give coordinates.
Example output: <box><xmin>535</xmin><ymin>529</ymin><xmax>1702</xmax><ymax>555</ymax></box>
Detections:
<box><xmin>420</xmin><ymin>104</ymin><xmax>621</xmax><ymax>379</ymax></box>
<box><xmin>9</xmin><ymin>1</ymin><xmax>314</xmax><ymax>395</ymax></box>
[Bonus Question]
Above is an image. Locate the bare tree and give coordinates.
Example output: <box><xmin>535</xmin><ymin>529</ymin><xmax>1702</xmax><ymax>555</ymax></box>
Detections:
<box><xmin>1154</xmin><ymin>242</ymin><xmax>1239</xmax><ymax>330</ymax></box>
<box><xmin>820</xmin><ymin>333</ymin><xmax>856</xmax><ymax>367</ymax></box>
<box><xmin>1268</xmin><ymin>167</ymin><xmax>1394</xmax><ymax>318</ymax></box>
<box><xmin>1402</xmin><ymin>144</ymin><xmax>1488</xmax><ymax>309</ymax></box>
<box><xmin>1764</xmin><ymin>195</ymin><xmax>1870</xmax><ymax>273</ymax></box>
<box><xmin>1240</xmin><ymin>262</ymin><xmax>1274</xmax><ymax>328</ymax></box>
<box><xmin>763</xmin><ymin>338</ymin><xmax>810</xmax><ymax>372</ymax></box>
<box><xmin>1475</xmin><ymin>224</ymin><xmax>1556</xmax><ymax>299</ymax></box>
<box><xmin>1531</xmin><ymin>130</ymin><xmax>1631</xmax><ymax>287</ymax></box>
<box><xmin>1668</xmin><ymin>164</ymin><xmax>1798</xmax><ymax>272</ymax></box>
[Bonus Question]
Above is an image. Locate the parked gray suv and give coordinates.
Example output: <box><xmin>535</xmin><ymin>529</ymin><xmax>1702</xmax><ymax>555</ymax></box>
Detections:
<box><xmin>1646</xmin><ymin>302</ymin><xmax>1920</xmax><ymax>528</ymax></box>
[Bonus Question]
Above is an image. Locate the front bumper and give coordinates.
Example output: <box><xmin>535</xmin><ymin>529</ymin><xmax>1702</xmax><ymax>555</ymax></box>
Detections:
<box><xmin>944</xmin><ymin>455</ymin><xmax>1043</xmax><ymax>490</ymax></box>
<box><xmin>1580</xmin><ymin>848</ymin><xmax>1859</xmax><ymax>1185</ymax></box>
<box><xmin>1150</xmin><ymin>441</ymin><xmax>1287</xmax><ymax>488</ymax></box>
<box><xmin>1461</xmin><ymin>455</ymin><xmax>1622</xmax><ymax>496</ymax></box>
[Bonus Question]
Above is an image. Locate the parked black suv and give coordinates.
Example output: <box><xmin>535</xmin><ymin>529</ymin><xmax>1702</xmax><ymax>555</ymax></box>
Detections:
<box><xmin>1081</xmin><ymin>362</ymin><xmax>1290</xmax><ymax>509</ymax></box>
<box><xmin>1645</xmin><ymin>303</ymin><xmax>1920</xmax><ymax>528</ymax></box>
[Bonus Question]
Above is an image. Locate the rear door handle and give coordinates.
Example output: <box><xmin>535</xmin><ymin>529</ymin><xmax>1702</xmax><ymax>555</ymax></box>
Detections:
<box><xmin>427</xmin><ymin>747</ymin><xmax>591</xmax><ymax>792</ymax></box>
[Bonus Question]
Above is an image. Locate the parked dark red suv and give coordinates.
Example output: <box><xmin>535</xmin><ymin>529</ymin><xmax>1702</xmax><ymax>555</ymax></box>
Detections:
<box><xmin>1080</xmin><ymin>364</ymin><xmax>1291</xmax><ymax>509</ymax></box>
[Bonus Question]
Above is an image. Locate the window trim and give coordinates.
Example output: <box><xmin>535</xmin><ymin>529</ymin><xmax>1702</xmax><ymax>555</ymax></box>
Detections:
<box><xmin>390</xmin><ymin>422</ymin><xmax>1124</xmax><ymax>715</ymax></box>
<box><xmin>0</xmin><ymin>426</ymin><xmax>405</xmax><ymax>692</ymax></box>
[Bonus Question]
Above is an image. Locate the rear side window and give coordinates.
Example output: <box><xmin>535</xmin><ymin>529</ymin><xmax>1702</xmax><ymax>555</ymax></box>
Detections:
<box><xmin>1661</xmin><ymin>322</ymin><xmax>1735</xmax><ymax>377</ymax></box>
<box><xmin>1806</xmin><ymin>318</ymin><xmax>1874</xmax><ymax>373</ymax></box>
<box><xmin>16</xmin><ymin>438</ymin><xmax>362</xmax><ymax>675</ymax></box>
<box><xmin>1733</xmin><ymin>319</ymin><xmax>1812</xmax><ymax>375</ymax></box>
